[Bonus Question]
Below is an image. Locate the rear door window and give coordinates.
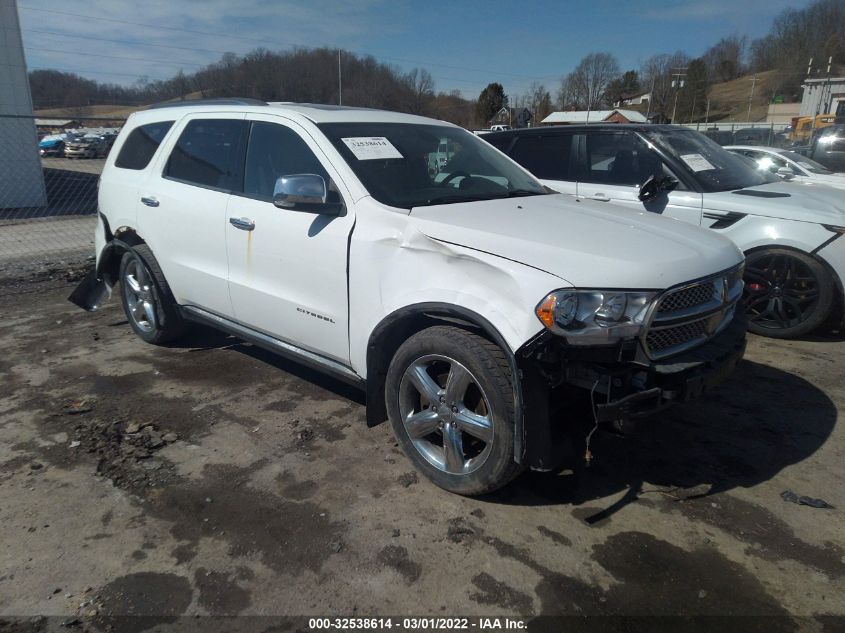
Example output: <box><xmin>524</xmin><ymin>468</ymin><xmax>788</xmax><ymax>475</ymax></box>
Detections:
<box><xmin>164</xmin><ymin>119</ymin><xmax>248</xmax><ymax>191</ymax></box>
<box><xmin>114</xmin><ymin>121</ymin><xmax>174</xmax><ymax>170</ymax></box>
<box><xmin>509</xmin><ymin>134</ymin><xmax>573</xmax><ymax>180</ymax></box>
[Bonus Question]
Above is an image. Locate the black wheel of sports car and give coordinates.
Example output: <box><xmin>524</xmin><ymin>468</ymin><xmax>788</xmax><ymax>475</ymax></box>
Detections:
<box><xmin>743</xmin><ymin>248</ymin><xmax>834</xmax><ymax>338</ymax></box>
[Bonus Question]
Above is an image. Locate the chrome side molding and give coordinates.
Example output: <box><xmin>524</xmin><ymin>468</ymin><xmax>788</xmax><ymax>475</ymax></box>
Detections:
<box><xmin>180</xmin><ymin>306</ymin><xmax>364</xmax><ymax>387</ymax></box>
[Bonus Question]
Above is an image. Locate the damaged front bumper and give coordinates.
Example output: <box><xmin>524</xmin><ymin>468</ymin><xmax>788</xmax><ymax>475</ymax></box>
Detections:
<box><xmin>516</xmin><ymin>311</ymin><xmax>747</xmax><ymax>469</ymax></box>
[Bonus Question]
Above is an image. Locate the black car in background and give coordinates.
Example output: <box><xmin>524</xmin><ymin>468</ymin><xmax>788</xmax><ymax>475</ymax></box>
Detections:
<box><xmin>806</xmin><ymin>124</ymin><xmax>845</xmax><ymax>172</ymax></box>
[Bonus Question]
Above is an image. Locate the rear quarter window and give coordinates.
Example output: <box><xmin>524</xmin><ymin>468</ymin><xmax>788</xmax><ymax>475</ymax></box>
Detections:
<box><xmin>510</xmin><ymin>134</ymin><xmax>573</xmax><ymax>180</ymax></box>
<box><xmin>164</xmin><ymin>119</ymin><xmax>247</xmax><ymax>191</ymax></box>
<box><xmin>114</xmin><ymin>121</ymin><xmax>174</xmax><ymax>170</ymax></box>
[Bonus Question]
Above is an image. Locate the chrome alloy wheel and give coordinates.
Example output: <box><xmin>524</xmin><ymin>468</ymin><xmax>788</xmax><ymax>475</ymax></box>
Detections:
<box><xmin>122</xmin><ymin>258</ymin><xmax>157</xmax><ymax>333</ymax></box>
<box><xmin>398</xmin><ymin>354</ymin><xmax>494</xmax><ymax>475</ymax></box>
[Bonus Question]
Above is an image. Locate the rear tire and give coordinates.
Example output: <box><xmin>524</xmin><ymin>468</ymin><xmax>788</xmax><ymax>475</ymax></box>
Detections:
<box><xmin>119</xmin><ymin>245</ymin><xmax>185</xmax><ymax>345</ymax></box>
<box><xmin>744</xmin><ymin>248</ymin><xmax>834</xmax><ymax>338</ymax></box>
<box><xmin>385</xmin><ymin>326</ymin><xmax>523</xmax><ymax>495</ymax></box>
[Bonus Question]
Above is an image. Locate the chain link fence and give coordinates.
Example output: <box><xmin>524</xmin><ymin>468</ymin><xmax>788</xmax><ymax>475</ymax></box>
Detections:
<box><xmin>680</xmin><ymin>121</ymin><xmax>792</xmax><ymax>146</ymax></box>
<box><xmin>0</xmin><ymin>114</ymin><xmax>125</xmax><ymax>285</ymax></box>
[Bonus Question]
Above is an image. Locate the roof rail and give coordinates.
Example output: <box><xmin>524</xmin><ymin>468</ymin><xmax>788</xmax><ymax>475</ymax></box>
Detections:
<box><xmin>145</xmin><ymin>98</ymin><xmax>268</xmax><ymax>110</ymax></box>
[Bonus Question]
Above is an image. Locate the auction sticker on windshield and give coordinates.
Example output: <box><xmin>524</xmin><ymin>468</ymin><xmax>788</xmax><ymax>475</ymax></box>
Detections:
<box><xmin>680</xmin><ymin>153</ymin><xmax>715</xmax><ymax>172</ymax></box>
<box><xmin>342</xmin><ymin>137</ymin><xmax>403</xmax><ymax>160</ymax></box>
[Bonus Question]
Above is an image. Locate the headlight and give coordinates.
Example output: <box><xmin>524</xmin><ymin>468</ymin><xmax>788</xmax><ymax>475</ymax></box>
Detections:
<box><xmin>535</xmin><ymin>289</ymin><xmax>658</xmax><ymax>345</ymax></box>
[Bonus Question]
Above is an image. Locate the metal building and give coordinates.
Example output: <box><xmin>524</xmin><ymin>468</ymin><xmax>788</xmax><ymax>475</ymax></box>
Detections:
<box><xmin>799</xmin><ymin>77</ymin><xmax>845</xmax><ymax>119</ymax></box>
<box><xmin>0</xmin><ymin>0</ymin><xmax>47</xmax><ymax>210</ymax></box>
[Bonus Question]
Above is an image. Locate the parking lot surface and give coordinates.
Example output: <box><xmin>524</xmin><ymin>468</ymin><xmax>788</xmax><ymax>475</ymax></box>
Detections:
<box><xmin>0</xmin><ymin>277</ymin><xmax>843</xmax><ymax>629</ymax></box>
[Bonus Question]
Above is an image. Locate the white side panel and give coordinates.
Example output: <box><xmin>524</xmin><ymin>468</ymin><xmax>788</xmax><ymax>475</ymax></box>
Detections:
<box><xmin>347</xmin><ymin>200</ymin><xmax>561</xmax><ymax>377</ymax></box>
<box><xmin>571</xmin><ymin>180</ymin><xmax>703</xmax><ymax>226</ymax></box>
<box><xmin>714</xmin><ymin>214</ymin><xmax>836</xmax><ymax>255</ymax></box>
<box><xmin>816</xmin><ymin>234</ymin><xmax>845</xmax><ymax>289</ymax></box>
<box><xmin>136</xmin><ymin>113</ymin><xmax>244</xmax><ymax>317</ymax></box>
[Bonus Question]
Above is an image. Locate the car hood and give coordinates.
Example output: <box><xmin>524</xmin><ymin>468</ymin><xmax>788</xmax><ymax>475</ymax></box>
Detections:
<box><xmin>409</xmin><ymin>194</ymin><xmax>743</xmax><ymax>289</ymax></box>
<box><xmin>800</xmin><ymin>173</ymin><xmax>845</xmax><ymax>190</ymax></box>
<box><xmin>706</xmin><ymin>181</ymin><xmax>845</xmax><ymax>224</ymax></box>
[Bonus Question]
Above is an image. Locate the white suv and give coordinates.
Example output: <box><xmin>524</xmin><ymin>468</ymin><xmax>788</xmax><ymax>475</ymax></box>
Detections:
<box><xmin>72</xmin><ymin>100</ymin><xmax>746</xmax><ymax>494</ymax></box>
<box><xmin>486</xmin><ymin>125</ymin><xmax>845</xmax><ymax>338</ymax></box>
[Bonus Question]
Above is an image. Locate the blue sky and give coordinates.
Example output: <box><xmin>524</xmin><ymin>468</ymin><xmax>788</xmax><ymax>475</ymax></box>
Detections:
<box><xmin>17</xmin><ymin>0</ymin><xmax>813</xmax><ymax>101</ymax></box>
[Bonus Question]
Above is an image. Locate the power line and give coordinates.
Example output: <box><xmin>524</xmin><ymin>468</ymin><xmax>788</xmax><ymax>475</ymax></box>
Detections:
<box><xmin>25</xmin><ymin>28</ymin><xmax>246</xmax><ymax>57</ymax></box>
<box><xmin>26</xmin><ymin>47</ymin><xmax>207</xmax><ymax>69</ymax></box>
<box><xmin>19</xmin><ymin>4</ymin><xmax>556</xmax><ymax>84</ymax></box>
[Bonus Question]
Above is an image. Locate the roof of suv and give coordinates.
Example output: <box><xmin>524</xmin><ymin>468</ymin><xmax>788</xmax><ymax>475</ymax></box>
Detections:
<box><xmin>129</xmin><ymin>99</ymin><xmax>449</xmax><ymax>127</ymax></box>
<box><xmin>483</xmin><ymin>124</ymin><xmax>687</xmax><ymax>141</ymax></box>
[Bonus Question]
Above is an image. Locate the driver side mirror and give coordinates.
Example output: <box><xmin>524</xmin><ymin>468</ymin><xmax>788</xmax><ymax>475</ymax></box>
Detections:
<box><xmin>776</xmin><ymin>166</ymin><xmax>795</xmax><ymax>180</ymax></box>
<box><xmin>273</xmin><ymin>174</ymin><xmax>344</xmax><ymax>215</ymax></box>
<box><xmin>638</xmin><ymin>175</ymin><xmax>678</xmax><ymax>202</ymax></box>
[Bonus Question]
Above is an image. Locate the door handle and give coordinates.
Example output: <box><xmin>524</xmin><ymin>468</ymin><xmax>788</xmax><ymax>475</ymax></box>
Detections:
<box><xmin>229</xmin><ymin>217</ymin><xmax>255</xmax><ymax>231</ymax></box>
<box><xmin>140</xmin><ymin>196</ymin><xmax>159</xmax><ymax>207</ymax></box>
<box><xmin>587</xmin><ymin>193</ymin><xmax>611</xmax><ymax>202</ymax></box>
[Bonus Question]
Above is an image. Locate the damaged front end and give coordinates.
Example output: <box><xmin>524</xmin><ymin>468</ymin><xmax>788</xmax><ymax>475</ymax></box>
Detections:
<box><xmin>516</xmin><ymin>267</ymin><xmax>748</xmax><ymax>471</ymax></box>
<box><xmin>517</xmin><ymin>313</ymin><xmax>746</xmax><ymax>470</ymax></box>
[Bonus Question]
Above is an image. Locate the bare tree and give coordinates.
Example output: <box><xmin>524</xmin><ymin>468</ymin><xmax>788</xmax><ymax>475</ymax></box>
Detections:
<box><xmin>523</xmin><ymin>81</ymin><xmax>553</xmax><ymax>122</ymax></box>
<box><xmin>567</xmin><ymin>52</ymin><xmax>620</xmax><ymax>111</ymax></box>
<box><xmin>405</xmin><ymin>68</ymin><xmax>435</xmax><ymax>114</ymax></box>
<box><xmin>556</xmin><ymin>74</ymin><xmax>582</xmax><ymax>110</ymax></box>
<box><xmin>703</xmin><ymin>35</ymin><xmax>747</xmax><ymax>81</ymax></box>
<box><xmin>640</xmin><ymin>51</ymin><xmax>690</xmax><ymax>120</ymax></box>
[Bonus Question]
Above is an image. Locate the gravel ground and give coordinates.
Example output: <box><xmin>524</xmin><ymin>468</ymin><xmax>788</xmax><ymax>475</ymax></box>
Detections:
<box><xmin>0</xmin><ymin>276</ymin><xmax>843</xmax><ymax>631</ymax></box>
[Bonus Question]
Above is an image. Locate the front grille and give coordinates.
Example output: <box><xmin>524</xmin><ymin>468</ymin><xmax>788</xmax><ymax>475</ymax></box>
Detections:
<box><xmin>643</xmin><ymin>265</ymin><xmax>742</xmax><ymax>359</ymax></box>
<box><xmin>657</xmin><ymin>281</ymin><xmax>716</xmax><ymax>314</ymax></box>
<box><xmin>646</xmin><ymin>318</ymin><xmax>709</xmax><ymax>353</ymax></box>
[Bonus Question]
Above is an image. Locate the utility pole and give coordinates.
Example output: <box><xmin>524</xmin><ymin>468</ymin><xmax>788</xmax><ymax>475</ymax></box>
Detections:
<box><xmin>338</xmin><ymin>49</ymin><xmax>342</xmax><ymax>106</ymax></box>
<box><xmin>747</xmin><ymin>73</ymin><xmax>758</xmax><ymax>121</ymax></box>
<box><xmin>670</xmin><ymin>67</ymin><xmax>687</xmax><ymax>123</ymax></box>
<box><xmin>705</xmin><ymin>98</ymin><xmax>710</xmax><ymax>125</ymax></box>
<box><xmin>645</xmin><ymin>75</ymin><xmax>655</xmax><ymax>121</ymax></box>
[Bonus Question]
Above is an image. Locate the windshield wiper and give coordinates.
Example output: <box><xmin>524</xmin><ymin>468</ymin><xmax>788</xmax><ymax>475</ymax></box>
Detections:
<box><xmin>421</xmin><ymin>193</ymin><xmax>502</xmax><ymax>206</ymax></box>
<box><xmin>419</xmin><ymin>189</ymin><xmax>545</xmax><ymax>207</ymax></box>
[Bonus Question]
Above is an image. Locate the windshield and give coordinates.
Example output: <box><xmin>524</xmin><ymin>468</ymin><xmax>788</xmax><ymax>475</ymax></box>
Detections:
<box><xmin>318</xmin><ymin>123</ymin><xmax>547</xmax><ymax>209</ymax></box>
<box><xmin>645</xmin><ymin>128</ymin><xmax>778</xmax><ymax>192</ymax></box>
<box><xmin>780</xmin><ymin>150</ymin><xmax>833</xmax><ymax>175</ymax></box>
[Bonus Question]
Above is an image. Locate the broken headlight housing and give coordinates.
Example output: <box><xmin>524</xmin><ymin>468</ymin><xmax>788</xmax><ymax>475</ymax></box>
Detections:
<box><xmin>535</xmin><ymin>289</ymin><xmax>658</xmax><ymax>345</ymax></box>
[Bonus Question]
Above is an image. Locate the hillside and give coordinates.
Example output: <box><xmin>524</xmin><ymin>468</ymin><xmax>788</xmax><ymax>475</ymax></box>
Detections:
<box><xmin>704</xmin><ymin>65</ymin><xmax>845</xmax><ymax>123</ymax></box>
<box><xmin>33</xmin><ymin>92</ymin><xmax>212</xmax><ymax>120</ymax></box>
<box><xmin>33</xmin><ymin>104</ymin><xmax>142</xmax><ymax>119</ymax></box>
<box><xmin>705</xmin><ymin>70</ymin><xmax>785</xmax><ymax>123</ymax></box>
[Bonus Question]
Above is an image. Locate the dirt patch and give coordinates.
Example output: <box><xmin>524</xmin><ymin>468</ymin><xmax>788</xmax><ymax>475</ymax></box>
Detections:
<box><xmin>470</xmin><ymin>572</ymin><xmax>533</xmax><ymax>613</ymax></box>
<box><xmin>536</xmin><ymin>526</ymin><xmax>573</xmax><ymax>547</ymax></box>
<box><xmin>655</xmin><ymin>493</ymin><xmax>845</xmax><ymax>579</ymax></box>
<box><xmin>193</xmin><ymin>567</ymin><xmax>252</xmax><ymax>615</ymax></box>
<box><xmin>276</xmin><ymin>471</ymin><xmax>319</xmax><ymax>501</ymax></box>
<box><xmin>149</xmin><ymin>463</ymin><xmax>346</xmax><ymax>576</ymax></box>
<box><xmin>377</xmin><ymin>545</ymin><xmax>422</xmax><ymax>584</ymax></box>
<box><xmin>95</xmin><ymin>571</ymin><xmax>193</xmax><ymax>632</ymax></box>
<box><xmin>15</xmin><ymin>398</ymin><xmax>185</xmax><ymax>495</ymax></box>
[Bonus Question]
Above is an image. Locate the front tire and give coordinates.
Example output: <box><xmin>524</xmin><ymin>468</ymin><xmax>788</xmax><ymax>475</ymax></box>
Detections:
<box><xmin>744</xmin><ymin>248</ymin><xmax>834</xmax><ymax>338</ymax></box>
<box><xmin>119</xmin><ymin>245</ymin><xmax>185</xmax><ymax>345</ymax></box>
<box><xmin>385</xmin><ymin>326</ymin><xmax>523</xmax><ymax>495</ymax></box>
